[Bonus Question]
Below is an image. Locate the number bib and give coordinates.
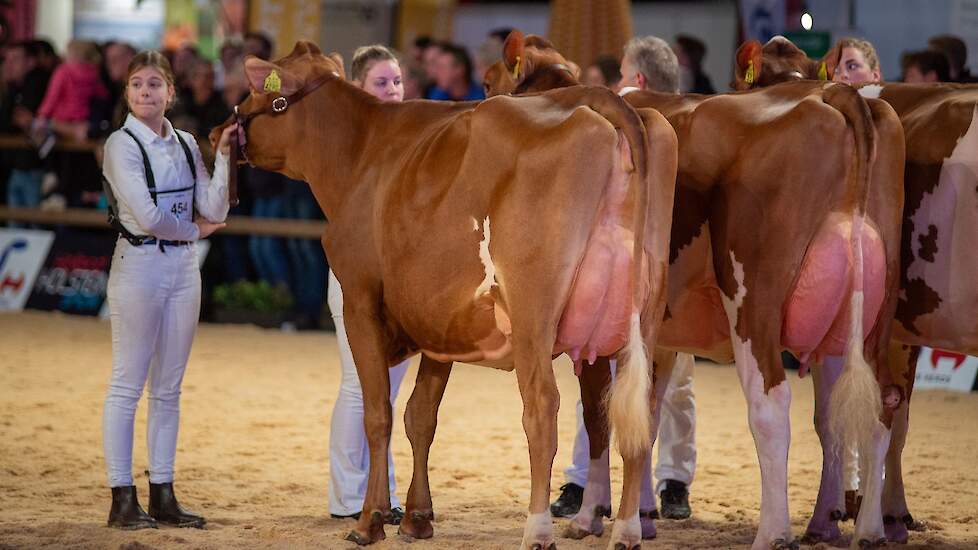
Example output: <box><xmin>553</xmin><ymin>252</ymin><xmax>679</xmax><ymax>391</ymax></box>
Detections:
<box><xmin>157</xmin><ymin>185</ymin><xmax>194</xmax><ymax>223</ymax></box>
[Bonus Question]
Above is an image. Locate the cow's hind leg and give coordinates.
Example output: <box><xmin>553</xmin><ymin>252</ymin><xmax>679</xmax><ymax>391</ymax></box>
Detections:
<box><xmin>342</xmin><ymin>310</ymin><xmax>395</xmax><ymax>545</ymax></box>
<box><xmin>399</xmin><ymin>355</ymin><xmax>453</xmax><ymax>540</ymax></box>
<box><xmin>565</xmin><ymin>356</ymin><xmax>613</xmax><ymax>540</ymax></box>
<box><xmin>803</xmin><ymin>356</ymin><xmax>846</xmax><ymax>545</ymax></box>
<box><xmin>513</xmin><ymin>337</ymin><xmax>561</xmax><ymax>550</ymax></box>
<box><xmin>882</xmin><ymin>343</ymin><xmax>919</xmax><ymax>543</ymax></box>
<box><xmin>732</xmin><ymin>341</ymin><xmax>794</xmax><ymax>550</ymax></box>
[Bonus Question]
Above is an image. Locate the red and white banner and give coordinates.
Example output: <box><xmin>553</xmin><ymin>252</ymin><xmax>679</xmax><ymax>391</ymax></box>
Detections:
<box><xmin>0</xmin><ymin>228</ymin><xmax>55</xmax><ymax>312</ymax></box>
<box><xmin>915</xmin><ymin>347</ymin><xmax>978</xmax><ymax>393</ymax></box>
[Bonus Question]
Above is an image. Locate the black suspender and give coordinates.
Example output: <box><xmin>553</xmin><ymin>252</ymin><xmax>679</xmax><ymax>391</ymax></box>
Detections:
<box><xmin>103</xmin><ymin>127</ymin><xmax>198</xmax><ymax>245</ymax></box>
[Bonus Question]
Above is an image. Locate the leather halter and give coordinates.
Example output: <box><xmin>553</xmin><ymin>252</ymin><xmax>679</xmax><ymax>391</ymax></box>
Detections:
<box><xmin>227</xmin><ymin>71</ymin><xmax>337</xmax><ymax>206</ymax></box>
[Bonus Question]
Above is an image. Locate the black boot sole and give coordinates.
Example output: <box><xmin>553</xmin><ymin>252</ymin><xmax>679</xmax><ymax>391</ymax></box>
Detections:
<box><xmin>108</xmin><ymin>520</ymin><xmax>158</xmax><ymax>530</ymax></box>
<box><xmin>154</xmin><ymin>517</ymin><xmax>206</xmax><ymax>529</ymax></box>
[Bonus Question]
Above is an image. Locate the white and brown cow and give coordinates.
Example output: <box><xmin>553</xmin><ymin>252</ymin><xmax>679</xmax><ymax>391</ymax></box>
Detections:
<box><xmin>735</xmin><ymin>36</ymin><xmax>978</xmax><ymax>544</ymax></box>
<box><xmin>486</xmin><ymin>33</ymin><xmax>906</xmax><ymax>550</ymax></box>
<box><xmin>215</xmin><ymin>41</ymin><xmax>680</xmax><ymax>550</ymax></box>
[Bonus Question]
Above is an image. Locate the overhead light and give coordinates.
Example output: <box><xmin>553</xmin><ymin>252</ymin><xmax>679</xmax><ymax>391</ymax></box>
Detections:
<box><xmin>801</xmin><ymin>12</ymin><xmax>813</xmax><ymax>31</ymax></box>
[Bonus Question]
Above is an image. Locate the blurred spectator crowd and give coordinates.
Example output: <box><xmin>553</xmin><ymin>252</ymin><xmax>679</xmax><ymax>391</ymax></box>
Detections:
<box><xmin>2</xmin><ymin>27</ymin><xmax>976</xmax><ymax>329</ymax></box>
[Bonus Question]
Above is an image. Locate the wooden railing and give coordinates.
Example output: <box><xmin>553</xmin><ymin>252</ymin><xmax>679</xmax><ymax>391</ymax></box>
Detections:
<box><xmin>0</xmin><ymin>207</ymin><xmax>326</xmax><ymax>239</ymax></box>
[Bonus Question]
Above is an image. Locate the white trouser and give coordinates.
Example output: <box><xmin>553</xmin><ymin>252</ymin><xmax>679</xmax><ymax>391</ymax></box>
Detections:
<box><xmin>103</xmin><ymin>239</ymin><xmax>200</xmax><ymax>488</ymax></box>
<box><xmin>328</xmin><ymin>269</ymin><xmax>409</xmax><ymax>515</ymax></box>
<box><xmin>565</xmin><ymin>353</ymin><xmax>696</xmax><ymax>495</ymax></box>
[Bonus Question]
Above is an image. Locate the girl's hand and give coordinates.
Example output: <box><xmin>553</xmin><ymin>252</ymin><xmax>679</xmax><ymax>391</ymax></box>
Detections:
<box><xmin>195</xmin><ymin>220</ymin><xmax>226</xmax><ymax>239</ymax></box>
<box><xmin>217</xmin><ymin>123</ymin><xmax>239</xmax><ymax>156</ymax></box>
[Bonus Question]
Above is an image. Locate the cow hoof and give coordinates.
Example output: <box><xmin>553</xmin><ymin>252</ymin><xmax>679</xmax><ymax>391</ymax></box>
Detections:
<box><xmin>771</xmin><ymin>538</ymin><xmax>800</xmax><ymax>550</ymax></box>
<box><xmin>529</xmin><ymin>544</ymin><xmax>556</xmax><ymax>550</ymax></box>
<box><xmin>829</xmin><ymin>509</ymin><xmax>845</xmax><ymax>521</ymax></box>
<box><xmin>857</xmin><ymin>538</ymin><xmax>887</xmax><ymax>548</ymax></box>
<box><xmin>800</xmin><ymin>529</ymin><xmax>840</xmax><ymax>546</ymax></box>
<box><xmin>563</xmin><ymin>519</ymin><xmax>602</xmax><ymax>540</ymax></box>
<box><xmin>397</xmin><ymin>509</ymin><xmax>434</xmax><ymax>539</ymax></box>
<box><xmin>613</xmin><ymin>544</ymin><xmax>640</xmax><ymax>550</ymax></box>
<box><xmin>345</xmin><ymin>530</ymin><xmax>374</xmax><ymax>546</ymax></box>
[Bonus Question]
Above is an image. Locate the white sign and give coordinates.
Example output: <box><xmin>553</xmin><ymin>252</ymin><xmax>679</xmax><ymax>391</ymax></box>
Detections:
<box><xmin>0</xmin><ymin>229</ymin><xmax>55</xmax><ymax>311</ymax></box>
<box><xmin>914</xmin><ymin>347</ymin><xmax>978</xmax><ymax>393</ymax></box>
<box><xmin>740</xmin><ymin>0</ymin><xmax>787</xmax><ymax>43</ymax></box>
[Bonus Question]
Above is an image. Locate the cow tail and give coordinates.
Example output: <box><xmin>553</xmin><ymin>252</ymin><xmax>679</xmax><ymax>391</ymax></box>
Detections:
<box><xmin>823</xmin><ymin>83</ymin><xmax>883</xmax><ymax>468</ymax></box>
<box><xmin>596</xmin><ymin>94</ymin><xmax>656</xmax><ymax>460</ymax></box>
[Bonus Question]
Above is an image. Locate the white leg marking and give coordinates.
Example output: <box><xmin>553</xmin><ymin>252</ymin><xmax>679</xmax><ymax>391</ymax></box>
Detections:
<box><xmin>520</xmin><ymin>511</ymin><xmax>554</xmax><ymax>550</ymax></box>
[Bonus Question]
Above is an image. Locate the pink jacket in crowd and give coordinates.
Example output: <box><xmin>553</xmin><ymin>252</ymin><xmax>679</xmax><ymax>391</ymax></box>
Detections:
<box><xmin>37</xmin><ymin>61</ymin><xmax>108</xmax><ymax>123</ymax></box>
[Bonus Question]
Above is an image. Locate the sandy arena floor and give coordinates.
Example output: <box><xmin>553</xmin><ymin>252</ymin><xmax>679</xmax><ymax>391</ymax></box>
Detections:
<box><xmin>1</xmin><ymin>310</ymin><xmax>977</xmax><ymax>549</ymax></box>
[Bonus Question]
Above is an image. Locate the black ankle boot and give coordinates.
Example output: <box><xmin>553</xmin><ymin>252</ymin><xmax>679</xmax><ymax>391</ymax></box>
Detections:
<box><xmin>108</xmin><ymin>486</ymin><xmax>157</xmax><ymax>530</ymax></box>
<box><xmin>148</xmin><ymin>482</ymin><xmax>206</xmax><ymax>528</ymax></box>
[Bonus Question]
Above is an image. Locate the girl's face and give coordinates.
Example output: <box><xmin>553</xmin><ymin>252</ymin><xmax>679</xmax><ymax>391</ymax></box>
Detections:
<box><xmin>833</xmin><ymin>47</ymin><xmax>881</xmax><ymax>84</ymax></box>
<box><xmin>126</xmin><ymin>66</ymin><xmax>175</xmax><ymax>122</ymax></box>
<box><xmin>359</xmin><ymin>59</ymin><xmax>404</xmax><ymax>103</ymax></box>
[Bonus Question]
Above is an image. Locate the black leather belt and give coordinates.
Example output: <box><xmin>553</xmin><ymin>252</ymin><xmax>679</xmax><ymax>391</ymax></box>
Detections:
<box><xmin>139</xmin><ymin>238</ymin><xmax>191</xmax><ymax>247</ymax></box>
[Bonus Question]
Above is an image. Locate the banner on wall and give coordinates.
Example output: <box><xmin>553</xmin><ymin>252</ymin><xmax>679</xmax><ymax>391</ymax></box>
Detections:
<box><xmin>0</xmin><ymin>229</ymin><xmax>55</xmax><ymax>312</ymax></box>
<box><xmin>249</xmin><ymin>0</ymin><xmax>320</xmax><ymax>58</ymax></box>
<box><xmin>739</xmin><ymin>0</ymin><xmax>786</xmax><ymax>43</ymax></box>
<box><xmin>73</xmin><ymin>0</ymin><xmax>165</xmax><ymax>50</ymax></box>
<box><xmin>914</xmin><ymin>347</ymin><xmax>978</xmax><ymax>393</ymax></box>
<box><xmin>25</xmin><ymin>232</ymin><xmax>115</xmax><ymax>317</ymax></box>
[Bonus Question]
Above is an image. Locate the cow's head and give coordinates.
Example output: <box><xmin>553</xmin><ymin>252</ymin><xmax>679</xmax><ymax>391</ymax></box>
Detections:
<box><xmin>483</xmin><ymin>30</ymin><xmax>580</xmax><ymax>97</ymax></box>
<box><xmin>210</xmin><ymin>40</ymin><xmax>345</xmax><ymax>174</ymax></box>
<box><xmin>732</xmin><ymin>36</ymin><xmax>839</xmax><ymax>90</ymax></box>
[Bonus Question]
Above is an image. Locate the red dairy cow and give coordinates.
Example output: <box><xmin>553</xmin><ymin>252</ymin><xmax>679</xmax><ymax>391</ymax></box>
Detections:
<box><xmin>735</xmin><ymin>35</ymin><xmax>978</xmax><ymax>544</ymax></box>
<box><xmin>486</xmin><ymin>32</ymin><xmax>906</xmax><ymax>550</ymax></box>
<box><xmin>214</xmin><ymin>41</ymin><xmax>679</xmax><ymax>549</ymax></box>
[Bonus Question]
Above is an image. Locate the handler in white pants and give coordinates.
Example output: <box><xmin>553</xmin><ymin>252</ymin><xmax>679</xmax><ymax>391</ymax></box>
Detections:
<box><xmin>555</xmin><ymin>353</ymin><xmax>696</xmax><ymax>517</ymax></box>
<box><xmin>328</xmin><ymin>269</ymin><xmax>410</xmax><ymax>518</ymax></box>
<box><xmin>102</xmin><ymin>50</ymin><xmax>233</xmax><ymax>531</ymax></box>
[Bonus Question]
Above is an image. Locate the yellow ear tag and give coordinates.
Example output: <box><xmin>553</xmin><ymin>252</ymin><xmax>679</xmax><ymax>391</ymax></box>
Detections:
<box><xmin>512</xmin><ymin>55</ymin><xmax>522</xmax><ymax>80</ymax></box>
<box><xmin>745</xmin><ymin>60</ymin><xmax>755</xmax><ymax>84</ymax></box>
<box><xmin>264</xmin><ymin>69</ymin><xmax>282</xmax><ymax>93</ymax></box>
<box><xmin>818</xmin><ymin>61</ymin><xmax>828</xmax><ymax>80</ymax></box>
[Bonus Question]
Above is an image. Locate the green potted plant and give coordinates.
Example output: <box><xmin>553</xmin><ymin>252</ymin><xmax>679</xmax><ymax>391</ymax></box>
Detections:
<box><xmin>211</xmin><ymin>280</ymin><xmax>294</xmax><ymax>328</ymax></box>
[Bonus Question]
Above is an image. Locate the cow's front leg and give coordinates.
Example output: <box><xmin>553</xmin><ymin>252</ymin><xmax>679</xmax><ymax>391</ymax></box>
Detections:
<box><xmin>342</xmin><ymin>309</ymin><xmax>395</xmax><ymax>546</ymax></box>
<box><xmin>804</xmin><ymin>356</ymin><xmax>846</xmax><ymax>545</ymax></box>
<box><xmin>882</xmin><ymin>398</ymin><xmax>913</xmax><ymax>543</ymax></box>
<box><xmin>514</xmin><ymin>340</ymin><xmax>560</xmax><ymax>550</ymax></box>
<box><xmin>399</xmin><ymin>355</ymin><xmax>453</xmax><ymax>540</ymax></box>
<box><xmin>732</xmin><ymin>341</ymin><xmax>794</xmax><ymax>550</ymax></box>
<box><xmin>565</xmin><ymin>356</ymin><xmax>612</xmax><ymax>540</ymax></box>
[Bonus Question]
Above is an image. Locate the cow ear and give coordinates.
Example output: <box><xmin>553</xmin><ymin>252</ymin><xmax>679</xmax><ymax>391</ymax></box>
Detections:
<box><xmin>734</xmin><ymin>40</ymin><xmax>763</xmax><ymax>89</ymax></box>
<box><xmin>503</xmin><ymin>29</ymin><xmax>526</xmax><ymax>78</ymax></box>
<box><xmin>820</xmin><ymin>42</ymin><xmax>843</xmax><ymax>81</ymax></box>
<box><xmin>327</xmin><ymin>52</ymin><xmax>346</xmax><ymax>78</ymax></box>
<box><xmin>244</xmin><ymin>56</ymin><xmax>301</xmax><ymax>95</ymax></box>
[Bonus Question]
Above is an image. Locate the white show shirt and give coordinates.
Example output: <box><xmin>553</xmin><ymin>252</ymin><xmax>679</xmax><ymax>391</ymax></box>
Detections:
<box><xmin>102</xmin><ymin>113</ymin><xmax>230</xmax><ymax>241</ymax></box>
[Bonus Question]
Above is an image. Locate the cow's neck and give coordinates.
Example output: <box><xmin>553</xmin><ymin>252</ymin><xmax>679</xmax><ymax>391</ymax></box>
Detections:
<box><xmin>289</xmin><ymin>79</ymin><xmax>380</xmax><ymax>221</ymax></box>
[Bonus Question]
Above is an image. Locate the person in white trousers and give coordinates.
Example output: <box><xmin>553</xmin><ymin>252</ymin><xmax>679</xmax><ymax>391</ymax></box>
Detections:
<box><xmin>552</xmin><ymin>353</ymin><xmax>696</xmax><ymax>519</ymax></box>
<box><xmin>102</xmin><ymin>50</ymin><xmax>235</xmax><ymax>530</ymax></box>
<box><xmin>328</xmin><ymin>45</ymin><xmax>410</xmax><ymax>524</ymax></box>
<box><xmin>552</xmin><ymin>36</ymin><xmax>697</xmax><ymax>523</ymax></box>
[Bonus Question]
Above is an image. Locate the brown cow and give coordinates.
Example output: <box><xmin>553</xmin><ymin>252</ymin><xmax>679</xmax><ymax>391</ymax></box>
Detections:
<box><xmin>487</xmin><ymin>32</ymin><xmax>906</xmax><ymax>550</ymax></box>
<box><xmin>215</xmin><ymin>41</ymin><xmax>678</xmax><ymax>549</ymax></box>
<box><xmin>735</xmin><ymin>36</ymin><xmax>978</xmax><ymax>544</ymax></box>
